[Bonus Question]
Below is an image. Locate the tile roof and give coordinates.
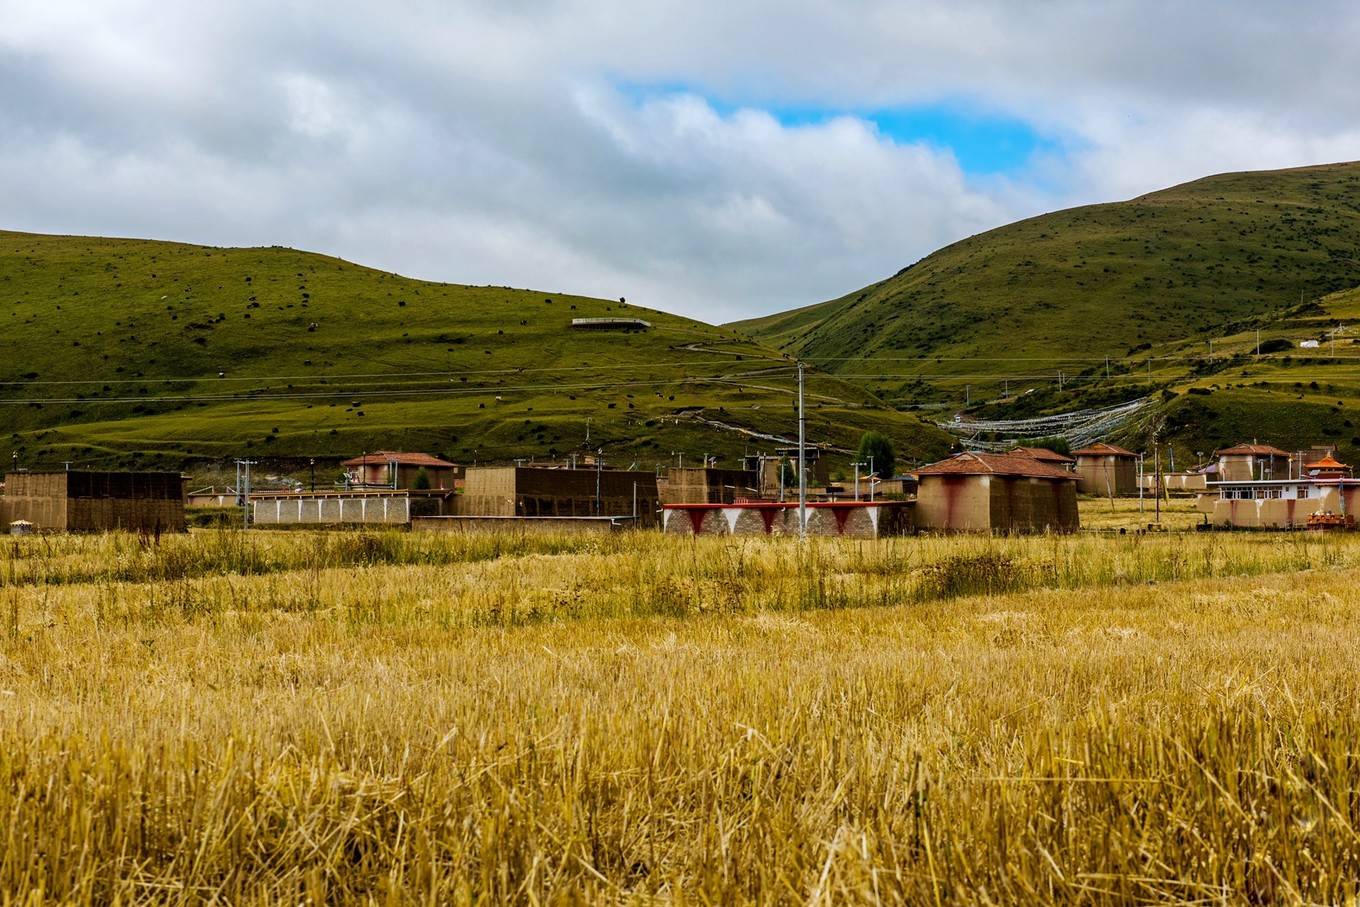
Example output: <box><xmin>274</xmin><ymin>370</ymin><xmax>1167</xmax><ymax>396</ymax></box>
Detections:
<box><xmin>341</xmin><ymin>451</ymin><xmax>458</xmax><ymax>468</ymax></box>
<box><xmin>913</xmin><ymin>451</ymin><xmax>1079</xmax><ymax>480</ymax></box>
<box><xmin>1010</xmin><ymin>446</ymin><xmax>1076</xmax><ymax>464</ymax></box>
<box><xmin>1071</xmin><ymin>441</ymin><xmax>1137</xmax><ymax>458</ymax></box>
<box><xmin>1305</xmin><ymin>454</ymin><xmax>1350</xmax><ymax>470</ymax></box>
<box><xmin>1215</xmin><ymin>443</ymin><xmax>1292</xmax><ymax>457</ymax></box>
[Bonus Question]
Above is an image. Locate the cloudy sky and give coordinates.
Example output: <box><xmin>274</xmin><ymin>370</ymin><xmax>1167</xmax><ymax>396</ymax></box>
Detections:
<box><xmin>2</xmin><ymin>1</ymin><xmax>1359</xmax><ymax>323</ymax></box>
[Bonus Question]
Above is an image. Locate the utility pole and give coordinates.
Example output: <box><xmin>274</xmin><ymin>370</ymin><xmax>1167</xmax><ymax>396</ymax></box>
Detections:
<box><xmin>1208</xmin><ymin>339</ymin><xmax>1213</xmax><ymax>360</ymax></box>
<box><xmin>235</xmin><ymin>459</ymin><xmax>256</xmax><ymax>530</ymax></box>
<box><xmin>1154</xmin><ymin>444</ymin><xmax>1162</xmax><ymax>525</ymax></box>
<box><xmin>1105</xmin><ymin>356</ymin><xmax>1110</xmax><ymax>380</ymax></box>
<box><xmin>1256</xmin><ymin>329</ymin><xmax>1261</xmax><ymax>358</ymax></box>
<box><xmin>965</xmin><ymin>385</ymin><xmax>971</xmax><ymax>406</ymax></box>
<box><xmin>309</xmin><ymin>458</ymin><xmax>315</xmax><ymax>493</ymax></box>
<box><xmin>868</xmin><ymin>455</ymin><xmax>876</xmax><ymax>503</ymax></box>
<box><xmin>797</xmin><ymin>362</ymin><xmax>806</xmax><ymax>539</ymax></box>
<box><xmin>595</xmin><ymin>448</ymin><xmax>603</xmax><ymax>515</ymax></box>
<box><xmin>1138</xmin><ymin>453</ymin><xmax>1145</xmax><ymax>515</ymax></box>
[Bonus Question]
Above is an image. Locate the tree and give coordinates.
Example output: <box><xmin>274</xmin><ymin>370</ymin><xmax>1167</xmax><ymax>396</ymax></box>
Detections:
<box><xmin>856</xmin><ymin>432</ymin><xmax>896</xmax><ymax>479</ymax></box>
<box><xmin>1016</xmin><ymin>436</ymin><xmax>1071</xmax><ymax>457</ymax></box>
<box><xmin>412</xmin><ymin>467</ymin><xmax>432</xmax><ymax>490</ymax></box>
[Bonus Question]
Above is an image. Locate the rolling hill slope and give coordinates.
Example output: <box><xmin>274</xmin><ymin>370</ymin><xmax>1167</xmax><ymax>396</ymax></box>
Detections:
<box><xmin>735</xmin><ymin>162</ymin><xmax>1360</xmax><ymax>388</ymax></box>
<box><xmin>732</xmin><ymin>161</ymin><xmax>1360</xmax><ymax>464</ymax></box>
<box><xmin>0</xmin><ymin>231</ymin><xmax>951</xmax><ymax>473</ymax></box>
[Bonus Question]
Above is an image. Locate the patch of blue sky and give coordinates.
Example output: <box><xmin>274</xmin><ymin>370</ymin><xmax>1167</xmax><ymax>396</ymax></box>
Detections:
<box><xmin>612</xmin><ymin>80</ymin><xmax>1073</xmax><ymax>177</ymax></box>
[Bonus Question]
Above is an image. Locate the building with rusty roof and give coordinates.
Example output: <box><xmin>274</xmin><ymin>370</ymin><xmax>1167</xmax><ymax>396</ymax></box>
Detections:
<box><xmin>342</xmin><ymin>451</ymin><xmax>459</xmax><ymax>490</ymax></box>
<box><xmin>912</xmin><ymin>451</ymin><xmax>1079</xmax><ymax>533</ymax></box>
<box><xmin>1214</xmin><ymin>443</ymin><xmax>1292</xmax><ymax>482</ymax></box>
<box><xmin>1071</xmin><ymin>441</ymin><xmax>1139</xmax><ymax>495</ymax></box>
<box><xmin>1009</xmin><ymin>446</ymin><xmax>1077</xmax><ymax>469</ymax></box>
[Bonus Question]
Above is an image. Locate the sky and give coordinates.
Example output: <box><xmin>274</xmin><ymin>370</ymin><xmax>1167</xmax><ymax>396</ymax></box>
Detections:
<box><xmin>2</xmin><ymin>2</ymin><xmax>1360</xmax><ymax>324</ymax></box>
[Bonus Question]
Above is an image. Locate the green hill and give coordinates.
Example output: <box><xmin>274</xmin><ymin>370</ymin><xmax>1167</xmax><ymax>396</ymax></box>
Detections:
<box><xmin>733</xmin><ymin>161</ymin><xmax>1360</xmax><ymax>463</ymax></box>
<box><xmin>0</xmin><ymin>231</ymin><xmax>951</xmax><ymax>475</ymax></box>
<box><xmin>735</xmin><ymin>162</ymin><xmax>1360</xmax><ymax>387</ymax></box>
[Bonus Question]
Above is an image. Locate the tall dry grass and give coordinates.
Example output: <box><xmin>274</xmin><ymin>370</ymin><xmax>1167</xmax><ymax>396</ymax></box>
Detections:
<box><xmin>2</xmin><ymin>528</ymin><xmax>1360</xmax><ymax>902</ymax></box>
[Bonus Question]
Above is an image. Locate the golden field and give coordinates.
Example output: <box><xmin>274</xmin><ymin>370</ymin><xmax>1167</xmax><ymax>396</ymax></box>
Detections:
<box><xmin>3</xmin><ymin>510</ymin><xmax>1360</xmax><ymax>904</ymax></box>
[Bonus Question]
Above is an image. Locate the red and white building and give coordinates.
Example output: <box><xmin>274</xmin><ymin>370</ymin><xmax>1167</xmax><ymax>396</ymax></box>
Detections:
<box><xmin>1200</xmin><ymin>454</ymin><xmax>1360</xmax><ymax>529</ymax></box>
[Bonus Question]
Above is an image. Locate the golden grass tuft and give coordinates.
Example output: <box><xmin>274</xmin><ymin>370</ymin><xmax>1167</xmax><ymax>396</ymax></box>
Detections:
<box><xmin>3</xmin><ymin>525</ymin><xmax>1360</xmax><ymax>901</ymax></box>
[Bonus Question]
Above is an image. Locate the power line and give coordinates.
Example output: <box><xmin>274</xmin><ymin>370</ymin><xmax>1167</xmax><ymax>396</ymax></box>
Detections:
<box><xmin>0</xmin><ymin>359</ymin><xmax>764</xmax><ymax>387</ymax></box>
<box><xmin>0</xmin><ymin>372</ymin><xmax>797</xmax><ymax>406</ymax></box>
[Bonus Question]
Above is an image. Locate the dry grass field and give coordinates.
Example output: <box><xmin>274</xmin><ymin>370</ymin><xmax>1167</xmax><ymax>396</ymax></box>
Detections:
<box><xmin>4</xmin><ymin>520</ymin><xmax>1360</xmax><ymax>903</ymax></box>
<box><xmin>1076</xmin><ymin>494</ymin><xmax>1204</xmax><ymax>532</ymax></box>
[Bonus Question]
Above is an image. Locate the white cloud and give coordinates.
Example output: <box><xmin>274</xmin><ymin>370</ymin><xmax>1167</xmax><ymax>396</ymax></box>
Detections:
<box><xmin>1</xmin><ymin>1</ymin><xmax>1358</xmax><ymax>322</ymax></box>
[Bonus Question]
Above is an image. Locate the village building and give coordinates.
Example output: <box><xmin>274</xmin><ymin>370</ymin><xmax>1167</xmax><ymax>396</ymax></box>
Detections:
<box><xmin>1071</xmin><ymin>442</ymin><xmax>1139</xmax><ymax>495</ymax></box>
<box><xmin>0</xmin><ymin>470</ymin><xmax>186</xmax><ymax>533</ymax></box>
<box><xmin>1214</xmin><ymin>443</ymin><xmax>1292</xmax><ymax>481</ymax></box>
<box><xmin>912</xmin><ymin>451</ymin><xmax>1079</xmax><ymax>533</ymax></box>
<box><xmin>659</xmin><ymin>466</ymin><xmax>759</xmax><ymax>504</ymax></box>
<box><xmin>453</xmin><ymin>466</ymin><xmax>660</xmax><ymax>526</ymax></box>
<box><xmin>1199</xmin><ymin>454</ymin><xmax>1359</xmax><ymax>529</ymax></box>
<box><xmin>342</xmin><ymin>452</ymin><xmax>459</xmax><ymax>490</ymax></box>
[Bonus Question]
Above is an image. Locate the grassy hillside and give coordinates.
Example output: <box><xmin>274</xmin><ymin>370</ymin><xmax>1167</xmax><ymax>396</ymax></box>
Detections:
<box><xmin>0</xmin><ymin>231</ymin><xmax>951</xmax><ymax>474</ymax></box>
<box><xmin>733</xmin><ymin>162</ymin><xmax>1360</xmax><ymax>462</ymax></box>
<box><xmin>735</xmin><ymin>162</ymin><xmax>1360</xmax><ymax>385</ymax></box>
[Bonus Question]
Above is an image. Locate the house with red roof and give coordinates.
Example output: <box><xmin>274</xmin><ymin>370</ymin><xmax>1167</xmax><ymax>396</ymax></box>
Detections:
<box><xmin>342</xmin><ymin>451</ymin><xmax>459</xmax><ymax>490</ymax></box>
<box><xmin>1009</xmin><ymin>446</ymin><xmax>1077</xmax><ymax>469</ymax></box>
<box><xmin>912</xmin><ymin>451</ymin><xmax>1079</xmax><ymax>533</ymax></box>
<box><xmin>1214</xmin><ymin>443</ymin><xmax>1292</xmax><ymax>481</ymax></box>
<box><xmin>1071</xmin><ymin>441</ymin><xmax>1139</xmax><ymax>496</ymax></box>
